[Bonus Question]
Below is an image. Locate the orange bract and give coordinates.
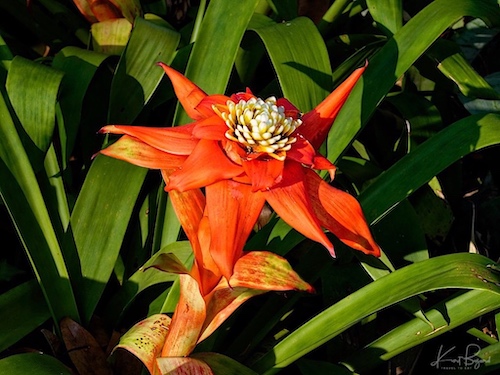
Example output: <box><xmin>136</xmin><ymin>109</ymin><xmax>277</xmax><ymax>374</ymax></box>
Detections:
<box><xmin>100</xmin><ymin>62</ymin><xmax>380</xmax><ymax>273</ymax></box>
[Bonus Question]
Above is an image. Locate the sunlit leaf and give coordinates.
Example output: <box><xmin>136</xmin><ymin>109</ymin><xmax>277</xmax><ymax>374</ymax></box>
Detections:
<box><xmin>327</xmin><ymin>0</ymin><xmax>500</xmax><ymax>163</ymax></box>
<box><xmin>252</xmin><ymin>253</ymin><xmax>500</xmax><ymax>374</ymax></box>
<box><xmin>6</xmin><ymin>56</ymin><xmax>63</xmax><ymax>163</ymax></box>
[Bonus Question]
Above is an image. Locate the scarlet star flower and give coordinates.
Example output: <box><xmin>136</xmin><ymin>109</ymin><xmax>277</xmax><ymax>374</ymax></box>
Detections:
<box><xmin>100</xmin><ymin>62</ymin><xmax>380</xmax><ymax>282</ymax></box>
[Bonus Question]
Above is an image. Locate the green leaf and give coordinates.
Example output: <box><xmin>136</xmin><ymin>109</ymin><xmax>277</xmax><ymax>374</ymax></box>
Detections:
<box><xmin>0</xmin><ymin>281</ymin><xmax>51</xmax><ymax>352</ymax></box>
<box><xmin>109</xmin><ymin>17</ymin><xmax>181</xmax><ymax>123</ymax></box>
<box><xmin>366</xmin><ymin>0</ymin><xmax>403</xmax><ymax>36</ymax></box>
<box><xmin>327</xmin><ymin>0</ymin><xmax>500</xmax><ymax>163</ymax></box>
<box><xmin>461</xmin><ymin>72</ymin><xmax>500</xmax><ymax>114</ymax></box>
<box><xmin>0</xmin><ymin>34</ymin><xmax>13</xmax><ymax>83</ymax></box>
<box><xmin>52</xmin><ymin>47</ymin><xmax>111</xmax><ymax>164</ymax></box>
<box><xmin>0</xmin><ymin>92</ymin><xmax>79</xmax><ymax>323</ymax></box>
<box><xmin>428</xmin><ymin>40</ymin><xmax>500</xmax><ymax>100</ymax></box>
<box><xmin>342</xmin><ymin>289</ymin><xmax>500</xmax><ymax>373</ymax></box>
<box><xmin>252</xmin><ymin>253</ymin><xmax>500</xmax><ymax>374</ymax></box>
<box><xmin>249</xmin><ymin>15</ymin><xmax>331</xmax><ymax>112</ymax></box>
<box><xmin>175</xmin><ymin>0</ymin><xmax>260</xmax><ymax>124</ymax></box>
<box><xmin>6</xmin><ymin>56</ymin><xmax>64</xmax><ymax>161</ymax></box>
<box><xmin>0</xmin><ymin>353</ymin><xmax>72</xmax><ymax>375</ymax></box>
<box><xmin>69</xmin><ymin>156</ymin><xmax>148</xmax><ymax>323</ymax></box>
<box><xmin>359</xmin><ymin>113</ymin><xmax>500</xmax><ymax>225</ymax></box>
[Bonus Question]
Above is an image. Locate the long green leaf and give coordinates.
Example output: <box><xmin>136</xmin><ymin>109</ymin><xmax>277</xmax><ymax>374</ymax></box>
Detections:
<box><xmin>6</xmin><ymin>56</ymin><xmax>63</xmax><ymax>165</ymax></box>
<box><xmin>175</xmin><ymin>0</ymin><xmax>260</xmax><ymax>124</ymax></box>
<box><xmin>52</xmin><ymin>47</ymin><xmax>110</xmax><ymax>164</ymax></box>
<box><xmin>342</xmin><ymin>289</ymin><xmax>500</xmax><ymax>373</ymax></box>
<box><xmin>0</xmin><ymin>353</ymin><xmax>72</xmax><ymax>375</ymax></box>
<box><xmin>0</xmin><ymin>281</ymin><xmax>51</xmax><ymax>352</ymax></box>
<box><xmin>109</xmin><ymin>17</ymin><xmax>180</xmax><ymax>124</ymax></box>
<box><xmin>69</xmin><ymin>156</ymin><xmax>148</xmax><ymax>323</ymax></box>
<box><xmin>359</xmin><ymin>113</ymin><xmax>500</xmax><ymax>225</ymax></box>
<box><xmin>327</xmin><ymin>0</ymin><xmax>500</xmax><ymax>163</ymax></box>
<box><xmin>366</xmin><ymin>0</ymin><xmax>402</xmax><ymax>36</ymax></box>
<box><xmin>0</xmin><ymin>92</ymin><xmax>79</xmax><ymax>323</ymax></box>
<box><xmin>252</xmin><ymin>253</ymin><xmax>500</xmax><ymax>374</ymax></box>
<box><xmin>249</xmin><ymin>15</ymin><xmax>331</xmax><ymax>112</ymax></box>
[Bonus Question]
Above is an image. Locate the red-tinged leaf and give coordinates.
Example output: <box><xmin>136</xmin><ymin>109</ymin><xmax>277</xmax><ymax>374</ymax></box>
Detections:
<box><xmin>90</xmin><ymin>1</ymin><xmax>123</xmax><ymax>21</ymax></box>
<box><xmin>158</xmin><ymin>63</ymin><xmax>210</xmax><ymax>121</ymax></box>
<box><xmin>73</xmin><ymin>0</ymin><xmax>98</xmax><ymax>23</ymax></box>
<box><xmin>155</xmin><ymin>356</ymin><xmax>213</xmax><ymax>375</ymax></box>
<box><xmin>305</xmin><ymin>170</ymin><xmax>380</xmax><ymax>256</ymax></box>
<box><xmin>167</xmin><ymin>140</ymin><xmax>243</xmax><ymax>192</ymax></box>
<box><xmin>205</xmin><ymin>180</ymin><xmax>266</xmax><ymax>282</ymax></box>
<box><xmin>301</xmin><ymin>63</ymin><xmax>367</xmax><ymax>149</ymax></box>
<box><xmin>199</xmin><ymin>281</ymin><xmax>264</xmax><ymax>343</ymax></box>
<box><xmin>114</xmin><ymin>314</ymin><xmax>171</xmax><ymax>375</ymax></box>
<box><xmin>192</xmin><ymin>352</ymin><xmax>259</xmax><ymax>375</ymax></box>
<box><xmin>162</xmin><ymin>275</ymin><xmax>206</xmax><ymax>357</ymax></box>
<box><xmin>264</xmin><ymin>161</ymin><xmax>334</xmax><ymax>256</ymax></box>
<box><xmin>60</xmin><ymin>318</ymin><xmax>113</xmax><ymax>375</ymax></box>
<box><xmin>241</xmin><ymin>158</ymin><xmax>284</xmax><ymax>191</ymax></box>
<box><xmin>230</xmin><ymin>251</ymin><xmax>314</xmax><ymax>293</ymax></box>
<box><xmin>100</xmin><ymin>136</ymin><xmax>187</xmax><ymax>169</ymax></box>
<box><xmin>146</xmin><ymin>253</ymin><xmax>190</xmax><ymax>274</ymax></box>
<box><xmin>100</xmin><ymin>124</ymin><xmax>198</xmax><ymax>155</ymax></box>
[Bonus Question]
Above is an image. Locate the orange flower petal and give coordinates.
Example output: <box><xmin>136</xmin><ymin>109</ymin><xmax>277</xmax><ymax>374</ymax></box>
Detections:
<box><xmin>191</xmin><ymin>216</ymin><xmax>223</xmax><ymax>296</ymax></box>
<box><xmin>162</xmin><ymin>179</ymin><xmax>205</xmax><ymax>247</ymax></box>
<box><xmin>263</xmin><ymin>161</ymin><xmax>335</xmax><ymax>256</ymax></box>
<box><xmin>162</xmin><ymin>274</ymin><xmax>206</xmax><ymax>357</ymax></box>
<box><xmin>192</xmin><ymin>115</ymin><xmax>228</xmax><ymax>140</ymax></box>
<box><xmin>312</xmin><ymin>154</ymin><xmax>337</xmax><ymax>180</ymax></box>
<box><xmin>167</xmin><ymin>140</ymin><xmax>243</xmax><ymax>192</ymax></box>
<box><xmin>196</xmin><ymin>94</ymin><xmax>231</xmax><ymax>118</ymax></box>
<box><xmin>100</xmin><ymin>124</ymin><xmax>198</xmax><ymax>155</ymax></box>
<box><xmin>205</xmin><ymin>180</ymin><xmax>266</xmax><ymax>282</ymax></box>
<box><xmin>287</xmin><ymin>135</ymin><xmax>316</xmax><ymax>166</ymax></box>
<box><xmin>241</xmin><ymin>158</ymin><xmax>284</xmax><ymax>191</ymax></box>
<box><xmin>305</xmin><ymin>169</ymin><xmax>380</xmax><ymax>256</ymax></box>
<box><xmin>158</xmin><ymin>63</ymin><xmax>210</xmax><ymax>121</ymax></box>
<box><xmin>99</xmin><ymin>135</ymin><xmax>187</xmax><ymax>169</ymax></box>
<box><xmin>301</xmin><ymin>63</ymin><xmax>367</xmax><ymax>149</ymax></box>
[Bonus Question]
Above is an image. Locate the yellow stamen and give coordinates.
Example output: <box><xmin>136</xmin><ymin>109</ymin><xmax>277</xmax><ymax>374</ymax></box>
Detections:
<box><xmin>214</xmin><ymin>96</ymin><xmax>302</xmax><ymax>161</ymax></box>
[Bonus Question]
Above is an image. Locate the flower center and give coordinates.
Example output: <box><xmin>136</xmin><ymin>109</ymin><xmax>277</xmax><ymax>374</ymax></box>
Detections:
<box><xmin>215</xmin><ymin>97</ymin><xmax>302</xmax><ymax>161</ymax></box>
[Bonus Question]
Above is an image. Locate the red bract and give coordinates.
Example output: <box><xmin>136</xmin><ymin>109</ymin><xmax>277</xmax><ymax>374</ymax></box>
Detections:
<box><xmin>100</xmin><ymin>62</ymin><xmax>380</xmax><ymax>282</ymax></box>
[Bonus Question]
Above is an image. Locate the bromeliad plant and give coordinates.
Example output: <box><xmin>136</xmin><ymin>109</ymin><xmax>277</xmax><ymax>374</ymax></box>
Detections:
<box><xmin>3</xmin><ymin>0</ymin><xmax>500</xmax><ymax>374</ymax></box>
<box><xmin>99</xmin><ymin>62</ymin><xmax>379</xmax><ymax>373</ymax></box>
